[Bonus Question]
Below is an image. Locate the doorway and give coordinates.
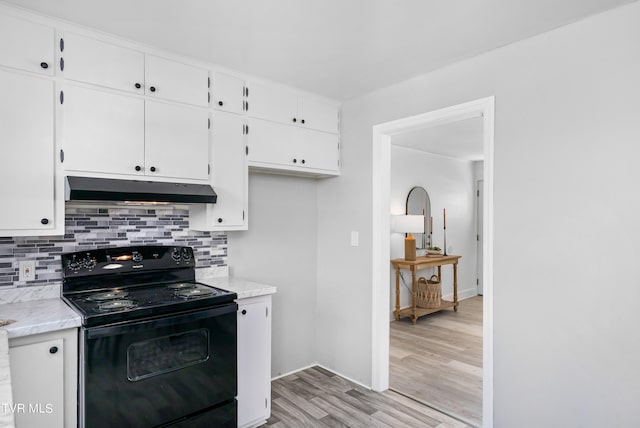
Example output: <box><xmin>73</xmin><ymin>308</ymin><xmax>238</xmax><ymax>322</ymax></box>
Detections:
<box><xmin>371</xmin><ymin>97</ymin><xmax>495</xmax><ymax>427</ymax></box>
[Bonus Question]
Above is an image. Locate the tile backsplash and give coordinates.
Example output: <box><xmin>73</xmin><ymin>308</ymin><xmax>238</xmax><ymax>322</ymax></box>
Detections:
<box><xmin>0</xmin><ymin>206</ymin><xmax>227</xmax><ymax>288</ymax></box>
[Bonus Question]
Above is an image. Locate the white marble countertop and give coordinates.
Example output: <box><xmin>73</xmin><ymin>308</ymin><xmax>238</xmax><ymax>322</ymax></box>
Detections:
<box><xmin>0</xmin><ymin>298</ymin><xmax>81</xmax><ymax>339</ymax></box>
<box><xmin>196</xmin><ymin>273</ymin><xmax>276</xmax><ymax>299</ymax></box>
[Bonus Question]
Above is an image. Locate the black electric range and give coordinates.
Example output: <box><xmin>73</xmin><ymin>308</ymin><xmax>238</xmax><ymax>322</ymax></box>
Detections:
<box><xmin>61</xmin><ymin>245</ymin><xmax>238</xmax><ymax>428</ymax></box>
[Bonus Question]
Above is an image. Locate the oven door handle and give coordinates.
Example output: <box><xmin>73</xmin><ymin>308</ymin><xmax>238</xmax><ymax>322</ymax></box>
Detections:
<box><xmin>86</xmin><ymin>303</ymin><xmax>237</xmax><ymax>339</ymax></box>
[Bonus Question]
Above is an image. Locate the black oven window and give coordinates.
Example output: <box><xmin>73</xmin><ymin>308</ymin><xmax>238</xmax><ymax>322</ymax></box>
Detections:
<box><xmin>127</xmin><ymin>328</ymin><xmax>210</xmax><ymax>381</ymax></box>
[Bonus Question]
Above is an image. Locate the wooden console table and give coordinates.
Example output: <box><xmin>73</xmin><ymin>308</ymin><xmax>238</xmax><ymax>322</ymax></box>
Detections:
<box><xmin>391</xmin><ymin>255</ymin><xmax>462</xmax><ymax>324</ymax></box>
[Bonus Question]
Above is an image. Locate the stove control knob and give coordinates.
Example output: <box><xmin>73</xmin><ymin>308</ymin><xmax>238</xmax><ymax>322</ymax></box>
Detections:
<box><xmin>132</xmin><ymin>251</ymin><xmax>143</xmax><ymax>263</ymax></box>
<box><xmin>171</xmin><ymin>248</ymin><xmax>181</xmax><ymax>262</ymax></box>
<box><xmin>67</xmin><ymin>255</ymin><xmax>80</xmax><ymax>271</ymax></box>
<box><xmin>181</xmin><ymin>248</ymin><xmax>192</xmax><ymax>261</ymax></box>
<box><xmin>86</xmin><ymin>257</ymin><xmax>97</xmax><ymax>269</ymax></box>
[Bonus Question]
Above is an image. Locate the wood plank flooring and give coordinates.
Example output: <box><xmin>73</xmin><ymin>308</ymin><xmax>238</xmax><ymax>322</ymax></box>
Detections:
<box><xmin>265</xmin><ymin>366</ymin><xmax>471</xmax><ymax>427</ymax></box>
<box><xmin>390</xmin><ymin>296</ymin><xmax>483</xmax><ymax>427</ymax></box>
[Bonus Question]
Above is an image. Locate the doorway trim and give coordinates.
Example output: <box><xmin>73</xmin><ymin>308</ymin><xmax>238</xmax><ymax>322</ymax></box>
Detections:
<box><xmin>371</xmin><ymin>96</ymin><xmax>495</xmax><ymax>427</ymax></box>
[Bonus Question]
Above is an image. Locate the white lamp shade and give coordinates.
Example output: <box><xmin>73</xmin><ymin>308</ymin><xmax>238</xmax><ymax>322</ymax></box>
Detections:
<box><xmin>391</xmin><ymin>215</ymin><xmax>424</xmax><ymax>234</ymax></box>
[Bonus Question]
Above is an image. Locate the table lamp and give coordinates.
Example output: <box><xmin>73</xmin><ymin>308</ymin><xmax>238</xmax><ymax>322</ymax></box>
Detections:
<box><xmin>391</xmin><ymin>215</ymin><xmax>425</xmax><ymax>261</ymax></box>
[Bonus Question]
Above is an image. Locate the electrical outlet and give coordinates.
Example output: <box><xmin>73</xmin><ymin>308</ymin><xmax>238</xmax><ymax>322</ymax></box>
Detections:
<box><xmin>19</xmin><ymin>260</ymin><xmax>36</xmax><ymax>282</ymax></box>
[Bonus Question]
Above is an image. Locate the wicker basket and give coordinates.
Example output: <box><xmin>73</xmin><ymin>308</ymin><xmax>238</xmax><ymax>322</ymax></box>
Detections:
<box><xmin>417</xmin><ymin>275</ymin><xmax>441</xmax><ymax>309</ymax></box>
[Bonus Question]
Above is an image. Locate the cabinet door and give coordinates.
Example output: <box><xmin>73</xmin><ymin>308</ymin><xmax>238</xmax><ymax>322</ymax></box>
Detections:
<box><xmin>63</xmin><ymin>32</ymin><xmax>145</xmax><ymax>94</ymax></box>
<box><xmin>298</xmin><ymin>95</ymin><xmax>339</xmax><ymax>134</ymax></box>
<box><xmin>10</xmin><ymin>337</ymin><xmax>65</xmax><ymax>428</ymax></box>
<box><xmin>63</xmin><ymin>85</ymin><xmax>145</xmax><ymax>176</ymax></box>
<box><xmin>211</xmin><ymin>72</ymin><xmax>245</xmax><ymax>115</ymax></box>
<box><xmin>145</xmin><ymin>101</ymin><xmax>209</xmax><ymax>180</ymax></box>
<box><xmin>246</xmin><ymin>81</ymin><xmax>297</xmax><ymax>125</ymax></box>
<box><xmin>247</xmin><ymin>118</ymin><xmax>296</xmax><ymax>167</ymax></box>
<box><xmin>0</xmin><ymin>14</ymin><xmax>54</xmax><ymax>75</ymax></box>
<box><xmin>145</xmin><ymin>55</ymin><xmax>208</xmax><ymax>107</ymax></box>
<box><xmin>0</xmin><ymin>70</ymin><xmax>55</xmax><ymax>231</ymax></box>
<box><xmin>296</xmin><ymin>128</ymin><xmax>340</xmax><ymax>172</ymax></box>
<box><xmin>237</xmin><ymin>298</ymin><xmax>271</xmax><ymax>428</ymax></box>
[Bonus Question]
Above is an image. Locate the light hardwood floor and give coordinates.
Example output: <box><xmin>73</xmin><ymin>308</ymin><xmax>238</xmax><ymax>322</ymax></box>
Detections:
<box><xmin>265</xmin><ymin>365</ymin><xmax>471</xmax><ymax>427</ymax></box>
<box><xmin>390</xmin><ymin>296</ymin><xmax>483</xmax><ymax>427</ymax></box>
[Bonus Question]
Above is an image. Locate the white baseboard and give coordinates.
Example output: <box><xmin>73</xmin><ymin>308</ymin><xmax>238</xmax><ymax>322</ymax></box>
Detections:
<box><xmin>443</xmin><ymin>287</ymin><xmax>479</xmax><ymax>301</ymax></box>
<box><xmin>271</xmin><ymin>363</ymin><xmax>317</xmax><ymax>381</ymax></box>
<box><xmin>315</xmin><ymin>364</ymin><xmax>372</xmax><ymax>390</ymax></box>
<box><xmin>271</xmin><ymin>363</ymin><xmax>372</xmax><ymax>390</ymax></box>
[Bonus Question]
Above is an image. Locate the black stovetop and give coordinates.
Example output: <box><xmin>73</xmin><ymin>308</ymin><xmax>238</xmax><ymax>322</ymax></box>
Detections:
<box><xmin>61</xmin><ymin>246</ymin><xmax>236</xmax><ymax>327</ymax></box>
<box><xmin>63</xmin><ymin>281</ymin><xmax>236</xmax><ymax>327</ymax></box>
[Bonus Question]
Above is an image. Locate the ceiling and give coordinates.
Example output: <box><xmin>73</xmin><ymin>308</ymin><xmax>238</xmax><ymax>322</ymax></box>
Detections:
<box><xmin>3</xmin><ymin>0</ymin><xmax>635</xmax><ymax>101</ymax></box>
<box><xmin>392</xmin><ymin>116</ymin><xmax>484</xmax><ymax>161</ymax></box>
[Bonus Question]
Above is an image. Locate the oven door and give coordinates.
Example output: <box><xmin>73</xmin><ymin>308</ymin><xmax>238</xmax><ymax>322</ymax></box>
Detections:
<box><xmin>80</xmin><ymin>303</ymin><xmax>237</xmax><ymax>428</ymax></box>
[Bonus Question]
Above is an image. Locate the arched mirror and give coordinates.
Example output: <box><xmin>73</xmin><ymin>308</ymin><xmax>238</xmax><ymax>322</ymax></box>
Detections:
<box><xmin>405</xmin><ymin>186</ymin><xmax>431</xmax><ymax>249</ymax></box>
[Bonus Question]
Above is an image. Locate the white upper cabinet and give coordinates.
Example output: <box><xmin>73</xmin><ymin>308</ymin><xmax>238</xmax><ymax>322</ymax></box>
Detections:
<box><xmin>63</xmin><ymin>85</ymin><xmax>145</xmax><ymax>176</ymax></box>
<box><xmin>247</xmin><ymin>118</ymin><xmax>296</xmax><ymax>167</ymax></box>
<box><xmin>297</xmin><ymin>95</ymin><xmax>339</xmax><ymax>134</ymax></box>
<box><xmin>247</xmin><ymin>118</ymin><xmax>339</xmax><ymax>175</ymax></box>
<box><xmin>297</xmin><ymin>127</ymin><xmax>340</xmax><ymax>171</ymax></box>
<box><xmin>145</xmin><ymin>101</ymin><xmax>210</xmax><ymax>180</ymax></box>
<box><xmin>0</xmin><ymin>69</ymin><xmax>56</xmax><ymax>234</ymax></box>
<box><xmin>62</xmin><ymin>34</ymin><xmax>208</xmax><ymax>106</ymax></box>
<box><xmin>145</xmin><ymin>55</ymin><xmax>209</xmax><ymax>107</ymax></box>
<box><xmin>190</xmin><ymin>111</ymin><xmax>248</xmax><ymax>231</ymax></box>
<box><xmin>247</xmin><ymin>82</ymin><xmax>298</xmax><ymax>125</ymax></box>
<box><xmin>62</xmin><ymin>32</ymin><xmax>145</xmax><ymax>94</ymax></box>
<box><xmin>62</xmin><ymin>85</ymin><xmax>209</xmax><ymax>181</ymax></box>
<box><xmin>247</xmin><ymin>81</ymin><xmax>339</xmax><ymax>134</ymax></box>
<box><xmin>211</xmin><ymin>71</ymin><xmax>246</xmax><ymax>115</ymax></box>
<box><xmin>0</xmin><ymin>14</ymin><xmax>54</xmax><ymax>75</ymax></box>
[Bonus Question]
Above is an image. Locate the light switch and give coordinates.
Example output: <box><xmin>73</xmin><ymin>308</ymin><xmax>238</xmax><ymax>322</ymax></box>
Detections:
<box><xmin>350</xmin><ymin>231</ymin><xmax>359</xmax><ymax>247</ymax></box>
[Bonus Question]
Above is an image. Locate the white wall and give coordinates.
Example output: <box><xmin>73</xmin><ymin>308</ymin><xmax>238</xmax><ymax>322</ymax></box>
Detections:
<box><xmin>228</xmin><ymin>173</ymin><xmax>318</xmax><ymax>378</ymax></box>
<box><xmin>390</xmin><ymin>147</ymin><xmax>478</xmax><ymax>319</ymax></box>
<box><xmin>316</xmin><ymin>2</ymin><xmax>640</xmax><ymax>426</ymax></box>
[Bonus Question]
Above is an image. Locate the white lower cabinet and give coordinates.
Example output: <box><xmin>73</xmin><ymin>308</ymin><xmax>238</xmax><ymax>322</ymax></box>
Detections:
<box><xmin>247</xmin><ymin>118</ymin><xmax>340</xmax><ymax>176</ymax></box>
<box><xmin>9</xmin><ymin>328</ymin><xmax>78</xmax><ymax>428</ymax></box>
<box><xmin>237</xmin><ymin>295</ymin><xmax>272</xmax><ymax>428</ymax></box>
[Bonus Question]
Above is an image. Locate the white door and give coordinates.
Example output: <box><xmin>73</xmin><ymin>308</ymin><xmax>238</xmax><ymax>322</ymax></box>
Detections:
<box><xmin>0</xmin><ymin>70</ymin><xmax>54</xmax><ymax>230</ymax></box>
<box><xmin>246</xmin><ymin>81</ymin><xmax>297</xmax><ymax>125</ymax></box>
<box><xmin>63</xmin><ymin>85</ymin><xmax>145</xmax><ymax>176</ymax></box>
<box><xmin>0</xmin><ymin>14</ymin><xmax>54</xmax><ymax>75</ymax></box>
<box><xmin>297</xmin><ymin>95</ymin><xmax>339</xmax><ymax>134</ymax></box>
<box><xmin>477</xmin><ymin>179</ymin><xmax>484</xmax><ymax>295</ymax></box>
<box><xmin>237</xmin><ymin>298</ymin><xmax>271</xmax><ymax>427</ymax></box>
<box><xmin>145</xmin><ymin>55</ymin><xmax>209</xmax><ymax>107</ymax></box>
<box><xmin>247</xmin><ymin>118</ymin><xmax>296</xmax><ymax>167</ymax></box>
<box><xmin>10</xmin><ymin>338</ymin><xmax>65</xmax><ymax>428</ymax></box>
<box><xmin>145</xmin><ymin>101</ymin><xmax>209</xmax><ymax>180</ymax></box>
<box><xmin>211</xmin><ymin>72</ymin><xmax>245</xmax><ymax>115</ymax></box>
<box><xmin>296</xmin><ymin>128</ymin><xmax>339</xmax><ymax>172</ymax></box>
<box><xmin>209</xmin><ymin>111</ymin><xmax>246</xmax><ymax>227</ymax></box>
<box><xmin>62</xmin><ymin>32</ymin><xmax>145</xmax><ymax>94</ymax></box>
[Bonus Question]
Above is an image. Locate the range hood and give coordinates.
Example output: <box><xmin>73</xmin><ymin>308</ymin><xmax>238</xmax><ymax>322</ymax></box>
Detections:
<box><xmin>65</xmin><ymin>176</ymin><xmax>217</xmax><ymax>204</ymax></box>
